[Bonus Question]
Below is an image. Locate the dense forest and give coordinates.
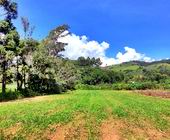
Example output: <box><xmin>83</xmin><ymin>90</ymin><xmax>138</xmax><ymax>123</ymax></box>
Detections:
<box><xmin>0</xmin><ymin>0</ymin><xmax>170</xmax><ymax>101</ymax></box>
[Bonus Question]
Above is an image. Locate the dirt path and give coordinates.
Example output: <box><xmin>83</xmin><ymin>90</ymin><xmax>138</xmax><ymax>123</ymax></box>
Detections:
<box><xmin>136</xmin><ymin>90</ymin><xmax>170</xmax><ymax>98</ymax></box>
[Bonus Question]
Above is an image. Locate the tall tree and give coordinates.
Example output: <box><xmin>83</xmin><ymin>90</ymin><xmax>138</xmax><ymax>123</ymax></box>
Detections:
<box><xmin>21</xmin><ymin>17</ymin><xmax>29</xmax><ymax>39</ymax></box>
<box><xmin>43</xmin><ymin>24</ymin><xmax>69</xmax><ymax>57</ymax></box>
<box><xmin>29</xmin><ymin>25</ymin><xmax>72</xmax><ymax>93</ymax></box>
<box><xmin>21</xmin><ymin>17</ymin><xmax>35</xmax><ymax>39</ymax></box>
<box><xmin>0</xmin><ymin>0</ymin><xmax>19</xmax><ymax>94</ymax></box>
<box><xmin>19</xmin><ymin>17</ymin><xmax>37</xmax><ymax>89</ymax></box>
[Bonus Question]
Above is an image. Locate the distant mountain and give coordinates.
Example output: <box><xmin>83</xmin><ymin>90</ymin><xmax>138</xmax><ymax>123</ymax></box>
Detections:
<box><xmin>108</xmin><ymin>59</ymin><xmax>170</xmax><ymax>72</ymax></box>
<box><xmin>122</xmin><ymin>59</ymin><xmax>170</xmax><ymax>66</ymax></box>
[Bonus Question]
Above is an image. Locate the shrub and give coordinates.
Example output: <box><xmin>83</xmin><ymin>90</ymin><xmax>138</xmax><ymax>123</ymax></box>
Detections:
<box><xmin>76</xmin><ymin>82</ymin><xmax>161</xmax><ymax>91</ymax></box>
<box><xmin>75</xmin><ymin>84</ymin><xmax>101</xmax><ymax>90</ymax></box>
<box><xmin>27</xmin><ymin>74</ymin><xmax>62</xmax><ymax>94</ymax></box>
<box><xmin>112</xmin><ymin>83</ymin><xmax>128</xmax><ymax>90</ymax></box>
<box><xmin>19</xmin><ymin>88</ymin><xmax>40</xmax><ymax>97</ymax></box>
<box><xmin>0</xmin><ymin>90</ymin><xmax>22</xmax><ymax>101</ymax></box>
<box><xmin>112</xmin><ymin>82</ymin><xmax>159</xmax><ymax>90</ymax></box>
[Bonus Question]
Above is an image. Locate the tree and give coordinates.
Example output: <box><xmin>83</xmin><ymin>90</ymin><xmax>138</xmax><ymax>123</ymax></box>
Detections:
<box><xmin>18</xmin><ymin>17</ymin><xmax>37</xmax><ymax>90</ymax></box>
<box><xmin>17</xmin><ymin>39</ymin><xmax>39</xmax><ymax>90</ymax></box>
<box><xmin>77</xmin><ymin>57</ymin><xmax>102</xmax><ymax>67</ymax></box>
<box><xmin>21</xmin><ymin>17</ymin><xmax>29</xmax><ymax>39</ymax></box>
<box><xmin>21</xmin><ymin>17</ymin><xmax>35</xmax><ymax>39</ymax></box>
<box><xmin>0</xmin><ymin>0</ymin><xmax>17</xmax><ymax>21</ymax></box>
<box><xmin>43</xmin><ymin>24</ymin><xmax>69</xmax><ymax>57</ymax></box>
<box><xmin>55</xmin><ymin>59</ymin><xmax>79</xmax><ymax>90</ymax></box>
<box><xmin>28</xmin><ymin>25</ymin><xmax>79</xmax><ymax>93</ymax></box>
<box><xmin>0</xmin><ymin>0</ymin><xmax>19</xmax><ymax>94</ymax></box>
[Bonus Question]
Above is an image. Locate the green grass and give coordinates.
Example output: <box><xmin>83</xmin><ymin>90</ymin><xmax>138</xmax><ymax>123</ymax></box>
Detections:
<box><xmin>146</xmin><ymin>63</ymin><xmax>170</xmax><ymax>71</ymax></box>
<box><xmin>109</xmin><ymin>63</ymin><xmax>140</xmax><ymax>71</ymax></box>
<box><xmin>0</xmin><ymin>90</ymin><xmax>170</xmax><ymax>139</ymax></box>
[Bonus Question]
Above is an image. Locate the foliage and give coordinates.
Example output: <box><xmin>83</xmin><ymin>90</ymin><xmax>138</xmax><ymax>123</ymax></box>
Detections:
<box><xmin>0</xmin><ymin>0</ymin><xmax>18</xmax><ymax>21</ymax></box>
<box><xmin>30</xmin><ymin>38</ymin><xmax>79</xmax><ymax>93</ymax></box>
<box><xmin>27</xmin><ymin>74</ymin><xmax>61</xmax><ymax>94</ymax></box>
<box><xmin>77</xmin><ymin>60</ymin><xmax>170</xmax><ymax>90</ymax></box>
<box><xmin>55</xmin><ymin>59</ymin><xmax>80</xmax><ymax>90</ymax></box>
<box><xmin>43</xmin><ymin>24</ymin><xmax>69</xmax><ymax>57</ymax></box>
<box><xmin>75</xmin><ymin>84</ymin><xmax>113</xmax><ymax>90</ymax></box>
<box><xmin>76</xmin><ymin>82</ymin><xmax>160</xmax><ymax>90</ymax></box>
<box><xmin>80</xmin><ymin>67</ymin><xmax>124</xmax><ymax>85</ymax></box>
<box><xmin>76</xmin><ymin>56</ymin><xmax>102</xmax><ymax>67</ymax></box>
<box><xmin>0</xmin><ymin>0</ymin><xmax>19</xmax><ymax>94</ymax></box>
<box><xmin>0</xmin><ymin>90</ymin><xmax>21</xmax><ymax>101</ymax></box>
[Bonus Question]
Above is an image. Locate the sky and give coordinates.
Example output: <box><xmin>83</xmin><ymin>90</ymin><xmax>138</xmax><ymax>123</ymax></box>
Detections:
<box><xmin>12</xmin><ymin>0</ymin><xmax>170</xmax><ymax>66</ymax></box>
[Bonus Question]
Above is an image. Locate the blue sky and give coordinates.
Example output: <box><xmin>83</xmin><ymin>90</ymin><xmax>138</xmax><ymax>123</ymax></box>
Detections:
<box><xmin>14</xmin><ymin>0</ymin><xmax>170</xmax><ymax>64</ymax></box>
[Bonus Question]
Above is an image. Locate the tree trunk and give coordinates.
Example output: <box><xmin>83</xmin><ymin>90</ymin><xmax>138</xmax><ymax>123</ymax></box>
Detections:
<box><xmin>2</xmin><ymin>60</ymin><xmax>6</xmax><ymax>94</ymax></box>
<box><xmin>16</xmin><ymin>56</ymin><xmax>19</xmax><ymax>90</ymax></box>
<box><xmin>23</xmin><ymin>69</ymin><xmax>26</xmax><ymax>89</ymax></box>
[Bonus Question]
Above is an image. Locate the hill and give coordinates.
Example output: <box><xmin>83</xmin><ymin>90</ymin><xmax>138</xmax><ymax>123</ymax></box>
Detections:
<box><xmin>108</xmin><ymin>59</ymin><xmax>170</xmax><ymax>72</ymax></box>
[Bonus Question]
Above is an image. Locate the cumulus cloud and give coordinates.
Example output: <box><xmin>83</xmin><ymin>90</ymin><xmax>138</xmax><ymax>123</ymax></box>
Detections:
<box><xmin>115</xmin><ymin>47</ymin><xmax>154</xmax><ymax>64</ymax></box>
<box><xmin>58</xmin><ymin>33</ymin><xmax>154</xmax><ymax>66</ymax></box>
<box><xmin>58</xmin><ymin>34</ymin><xmax>109</xmax><ymax>60</ymax></box>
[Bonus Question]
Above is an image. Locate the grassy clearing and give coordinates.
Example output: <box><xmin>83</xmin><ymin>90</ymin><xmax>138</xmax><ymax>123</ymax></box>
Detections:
<box><xmin>0</xmin><ymin>90</ymin><xmax>170</xmax><ymax>140</ymax></box>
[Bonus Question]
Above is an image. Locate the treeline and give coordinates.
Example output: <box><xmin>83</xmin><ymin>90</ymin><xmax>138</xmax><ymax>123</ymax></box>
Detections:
<box><xmin>76</xmin><ymin>60</ymin><xmax>170</xmax><ymax>90</ymax></box>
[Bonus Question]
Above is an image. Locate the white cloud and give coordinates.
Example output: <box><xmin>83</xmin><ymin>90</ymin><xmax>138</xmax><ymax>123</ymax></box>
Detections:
<box><xmin>58</xmin><ymin>33</ymin><xmax>109</xmax><ymax>60</ymax></box>
<box><xmin>58</xmin><ymin>33</ymin><xmax>154</xmax><ymax>66</ymax></box>
<box><xmin>115</xmin><ymin>47</ymin><xmax>154</xmax><ymax>64</ymax></box>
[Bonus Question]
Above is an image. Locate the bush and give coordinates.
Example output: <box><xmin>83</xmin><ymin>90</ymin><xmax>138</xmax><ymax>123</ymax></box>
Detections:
<box><xmin>75</xmin><ymin>84</ymin><xmax>100</xmax><ymax>90</ymax></box>
<box><xmin>27</xmin><ymin>74</ymin><xmax>62</xmax><ymax>94</ymax></box>
<box><xmin>160</xmin><ymin>83</ymin><xmax>170</xmax><ymax>89</ymax></box>
<box><xmin>112</xmin><ymin>83</ymin><xmax>128</xmax><ymax>90</ymax></box>
<box><xmin>19</xmin><ymin>88</ymin><xmax>40</xmax><ymax>97</ymax></box>
<box><xmin>75</xmin><ymin>84</ymin><xmax>113</xmax><ymax>90</ymax></box>
<box><xmin>0</xmin><ymin>90</ymin><xmax>22</xmax><ymax>101</ymax></box>
<box><xmin>76</xmin><ymin>82</ymin><xmax>161</xmax><ymax>90</ymax></box>
<box><xmin>112</xmin><ymin>82</ymin><xmax>159</xmax><ymax>90</ymax></box>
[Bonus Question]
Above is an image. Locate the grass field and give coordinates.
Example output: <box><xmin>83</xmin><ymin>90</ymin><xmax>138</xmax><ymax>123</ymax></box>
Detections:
<box><xmin>0</xmin><ymin>90</ymin><xmax>170</xmax><ymax>140</ymax></box>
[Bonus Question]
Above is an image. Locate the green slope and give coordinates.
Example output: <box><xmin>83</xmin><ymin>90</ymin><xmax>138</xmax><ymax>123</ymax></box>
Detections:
<box><xmin>109</xmin><ymin>60</ymin><xmax>170</xmax><ymax>72</ymax></box>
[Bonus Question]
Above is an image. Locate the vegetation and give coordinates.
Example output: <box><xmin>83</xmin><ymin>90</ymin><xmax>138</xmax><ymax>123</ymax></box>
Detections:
<box><xmin>0</xmin><ymin>0</ymin><xmax>19</xmax><ymax>95</ymax></box>
<box><xmin>0</xmin><ymin>90</ymin><xmax>170</xmax><ymax>139</ymax></box>
<box><xmin>77</xmin><ymin>60</ymin><xmax>170</xmax><ymax>90</ymax></box>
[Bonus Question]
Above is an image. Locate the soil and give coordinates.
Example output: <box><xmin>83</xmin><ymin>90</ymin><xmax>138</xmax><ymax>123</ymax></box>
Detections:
<box><xmin>100</xmin><ymin>120</ymin><xmax>121</xmax><ymax>140</ymax></box>
<box><xmin>46</xmin><ymin>114</ymin><xmax>88</xmax><ymax>140</ymax></box>
<box><xmin>136</xmin><ymin>90</ymin><xmax>170</xmax><ymax>98</ymax></box>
